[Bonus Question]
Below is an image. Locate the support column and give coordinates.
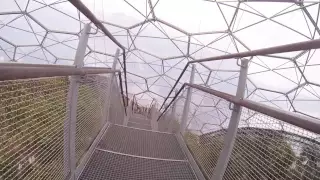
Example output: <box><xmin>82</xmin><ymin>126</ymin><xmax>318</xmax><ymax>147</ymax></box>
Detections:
<box><xmin>64</xmin><ymin>23</ymin><xmax>91</xmax><ymax>180</ymax></box>
<box><xmin>151</xmin><ymin>98</ymin><xmax>158</xmax><ymax>131</ymax></box>
<box><xmin>210</xmin><ymin>59</ymin><xmax>248</xmax><ymax>180</ymax></box>
<box><xmin>180</xmin><ymin>64</ymin><xmax>196</xmax><ymax>135</ymax></box>
<box><xmin>168</xmin><ymin>90</ymin><xmax>178</xmax><ymax>133</ymax></box>
<box><xmin>123</xmin><ymin>98</ymin><xmax>132</xmax><ymax>126</ymax></box>
<box><xmin>103</xmin><ymin>49</ymin><xmax>120</xmax><ymax>123</ymax></box>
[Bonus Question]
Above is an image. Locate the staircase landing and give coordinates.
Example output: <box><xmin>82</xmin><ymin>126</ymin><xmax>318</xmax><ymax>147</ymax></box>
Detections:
<box><xmin>78</xmin><ymin>124</ymin><xmax>197</xmax><ymax>180</ymax></box>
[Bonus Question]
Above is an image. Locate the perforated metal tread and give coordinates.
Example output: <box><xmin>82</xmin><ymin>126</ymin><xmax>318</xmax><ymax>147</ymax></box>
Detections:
<box><xmin>79</xmin><ymin>150</ymin><xmax>197</xmax><ymax>180</ymax></box>
<box><xmin>129</xmin><ymin>116</ymin><xmax>151</xmax><ymax>125</ymax></box>
<box><xmin>97</xmin><ymin>124</ymin><xmax>186</xmax><ymax>160</ymax></box>
<box><xmin>127</xmin><ymin>121</ymin><xmax>152</xmax><ymax>130</ymax></box>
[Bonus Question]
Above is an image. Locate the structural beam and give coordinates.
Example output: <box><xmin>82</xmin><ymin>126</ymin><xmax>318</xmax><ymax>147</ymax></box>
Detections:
<box><xmin>68</xmin><ymin>0</ymin><xmax>128</xmax><ymax>106</ymax></box>
<box><xmin>210</xmin><ymin>59</ymin><xmax>248</xmax><ymax>180</ymax></box>
<box><xmin>104</xmin><ymin>49</ymin><xmax>120</xmax><ymax>123</ymax></box>
<box><xmin>180</xmin><ymin>64</ymin><xmax>196</xmax><ymax>134</ymax></box>
<box><xmin>159</xmin><ymin>83</ymin><xmax>320</xmax><ymax>135</ymax></box>
<box><xmin>65</xmin><ymin>23</ymin><xmax>91</xmax><ymax>180</ymax></box>
<box><xmin>0</xmin><ymin>66</ymin><xmax>117</xmax><ymax>81</ymax></box>
<box><xmin>68</xmin><ymin>0</ymin><xmax>124</xmax><ymax>49</ymax></box>
<box><xmin>159</xmin><ymin>38</ymin><xmax>320</xmax><ymax>112</ymax></box>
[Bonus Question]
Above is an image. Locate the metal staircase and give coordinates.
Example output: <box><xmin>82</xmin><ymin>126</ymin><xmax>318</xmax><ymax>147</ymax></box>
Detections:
<box><xmin>78</xmin><ymin>124</ymin><xmax>197</xmax><ymax>180</ymax></box>
<box><xmin>127</xmin><ymin>114</ymin><xmax>152</xmax><ymax>130</ymax></box>
<box><xmin>1</xmin><ymin>56</ymin><xmax>320</xmax><ymax>180</ymax></box>
<box><xmin>1</xmin><ymin>2</ymin><xmax>320</xmax><ymax>179</ymax></box>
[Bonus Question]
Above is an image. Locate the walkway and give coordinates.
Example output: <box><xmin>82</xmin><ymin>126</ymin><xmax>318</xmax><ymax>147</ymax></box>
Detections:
<box><xmin>78</xmin><ymin>122</ymin><xmax>197</xmax><ymax>180</ymax></box>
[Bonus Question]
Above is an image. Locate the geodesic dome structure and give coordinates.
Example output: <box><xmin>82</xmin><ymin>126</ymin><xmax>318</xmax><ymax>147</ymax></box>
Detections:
<box><xmin>1</xmin><ymin>0</ymin><xmax>320</xmax><ymax>120</ymax></box>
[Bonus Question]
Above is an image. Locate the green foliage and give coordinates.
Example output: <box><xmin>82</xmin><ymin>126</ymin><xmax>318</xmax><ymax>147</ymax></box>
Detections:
<box><xmin>75</xmin><ymin>82</ymin><xmax>104</xmax><ymax>164</ymax></box>
<box><xmin>288</xmin><ymin>143</ymin><xmax>320</xmax><ymax>180</ymax></box>
<box><xmin>0</xmin><ymin>77</ymin><xmax>69</xmax><ymax>179</ymax></box>
<box><xmin>185</xmin><ymin>128</ymin><xmax>320</xmax><ymax>180</ymax></box>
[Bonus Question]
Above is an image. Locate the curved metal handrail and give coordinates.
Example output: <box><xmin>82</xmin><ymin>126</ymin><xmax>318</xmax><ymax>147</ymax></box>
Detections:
<box><xmin>0</xmin><ymin>64</ymin><xmax>127</xmax><ymax>115</ymax></box>
<box><xmin>159</xmin><ymin>38</ymin><xmax>320</xmax><ymax>112</ymax></box>
<box><xmin>158</xmin><ymin>83</ymin><xmax>320</xmax><ymax>134</ymax></box>
<box><xmin>68</xmin><ymin>0</ymin><xmax>129</xmax><ymax>107</ymax></box>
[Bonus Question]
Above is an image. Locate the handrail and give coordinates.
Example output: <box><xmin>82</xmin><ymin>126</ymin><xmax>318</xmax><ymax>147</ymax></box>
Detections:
<box><xmin>68</xmin><ymin>0</ymin><xmax>129</xmax><ymax>107</ymax></box>
<box><xmin>132</xmin><ymin>94</ymin><xmax>137</xmax><ymax>113</ymax></box>
<box><xmin>0</xmin><ymin>64</ymin><xmax>127</xmax><ymax>115</ymax></box>
<box><xmin>158</xmin><ymin>83</ymin><xmax>320</xmax><ymax>135</ymax></box>
<box><xmin>147</xmin><ymin>98</ymin><xmax>157</xmax><ymax>117</ymax></box>
<box><xmin>159</xmin><ymin>38</ymin><xmax>320</xmax><ymax>112</ymax></box>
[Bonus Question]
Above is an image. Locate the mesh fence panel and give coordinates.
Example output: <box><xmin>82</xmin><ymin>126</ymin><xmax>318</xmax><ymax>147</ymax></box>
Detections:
<box><xmin>158</xmin><ymin>95</ymin><xmax>186</xmax><ymax>133</ymax></box>
<box><xmin>0</xmin><ymin>77</ymin><xmax>68</xmax><ymax>180</ymax></box>
<box><xmin>75</xmin><ymin>74</ymin><xmax>110</xmax><ymax>165</ymax></box>
<box><xmin>108</xmin><ymin>78</ymin><xmax>124</xmax><ymax>125</ymax></box>
<box><xmin>222</xmin><ymin>108</ymin><xmax>320</xmax><ymax>180</ymax></box>
<box><xmin>158</xmin><ymin>110</ymin><xmax>171</xmax><ymax>132</ymax></box>
<box><xmin>173</xmin><ymin>86</ymin><xmax>320</xmax><ymax>180</ymax></box>
<box><xmin>0</xmin><ymin>73</ymin><xmax>124</xmax><ymax>180</ymax></box>
<box><xmin>182</xmin><ymin>89</ymin><xmax>232</xmax><ymax>178</ymax></box>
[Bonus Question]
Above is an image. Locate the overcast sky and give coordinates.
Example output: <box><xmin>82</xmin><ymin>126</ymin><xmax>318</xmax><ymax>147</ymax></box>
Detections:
<box><xmin>1</xmin><ymin>0</ymin><xmax>320</xmax><ymax>122</ymax></box>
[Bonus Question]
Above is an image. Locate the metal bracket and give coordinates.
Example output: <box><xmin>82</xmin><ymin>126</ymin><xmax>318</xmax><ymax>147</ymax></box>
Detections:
<box><xmin>228</xmin><ymin>102</ymin><xmax>235</xmax><ymax>111</ymax></box>
<box><xmin>88</xmin><ymin>23</ymin><xmax>99</xmax><ymax>35</ymax></box>
<box><xmin>236</xmin><ymin>57</ymin><xmax>252</xmax><ymax>68</ymax></box>
<box><xmin>236</xmin><ymin>59</ymin><xmax>246</xmax><ymax>68</ymax></box>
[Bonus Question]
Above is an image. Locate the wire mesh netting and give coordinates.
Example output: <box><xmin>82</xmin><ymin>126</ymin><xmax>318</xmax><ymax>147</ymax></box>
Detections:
<box><xmin>0</xmin><ymin>73</ymin><xmax>124</xmax><ymax>180</ymax></box>
<box><xmin>222</xmin><ymin>108</ymin><xmax>320</xmax><ymax>180</ymax></box>
<box><xmin>75</xmin><ymin>74</ymin><xmax>110</xmax><ymax>165</ymax></box>
<box><xmin>181</xmin><ymin>88</ymin><xmax>232</xmax><ymax>178</ymax></box>
<box><xmin>0</xmin><ymin>77</ymin><xmax>69</xmax><ymax>180</ymax></box>
<box><xmin>108</xmin><ymin>77</ymin><xmax>125</xmax><ymax>125</ymax></box>
<box><xmin>176</xmin><ymin>87</ymin><xmax>320</xmax><ymax>179</ymax></box>
<box><xmin>158</xmin><ymin>89</ymin><xmax>188</xmax><ymax>133</ymax></box>
<box><xmin>158</xmin><ymin>109</ymin><xmax>172</xmax><ymax>132</ymax></box>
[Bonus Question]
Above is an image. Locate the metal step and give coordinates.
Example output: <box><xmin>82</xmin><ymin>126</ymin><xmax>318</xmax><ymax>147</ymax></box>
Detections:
<box><xmin>129</xmin><ymin>116</ymin><xmax>151</xmax><ymax>125</ymax></box>
<box><xmin>127</xmin><ymin>121</ymin><xmax>152</xmax><ymax>130</ymax></box>
<box><xmin>97</xmin><ymin>124</ymin><xmax>186</xmax><ymax>160</ymax></box>
<box><xmin>78</xmin><ymin>149</ymin><xmax>196</xmax><ymax>180</ymax></box>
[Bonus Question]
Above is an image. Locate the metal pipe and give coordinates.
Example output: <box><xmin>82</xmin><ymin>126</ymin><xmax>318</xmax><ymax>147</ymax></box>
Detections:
<box><xmin>68</xmin><ymin>0</ymin><xmax>124</xmax><ymax>49</ymax></box>
<box><xmin>117</xmin><ymin>72</ymin><xmax>127</xmax><ymax>115</ymax></box>
<box><xmin>0</xmin><ymin>66</ymin><xmax>117</xmax><ymax>81</ymax></box>
<box><xmin>211</xmin><ymin>59</ymin><xmax>248</xmax><ymax>180</ymax></box>
<box><xmin>0</xmin><ymin>62</ymin><xmax>75</xmax><ymax>68</ymax></box>
<box><xmin>180</xmin><ymin>64</ymin><xmax>196</xmax><ymax>134</ymax></box>
<box><xmin>68</xmin><ymin>0</ymin><xmax>128</xmax><ymax>107</ymax></box>
<box><xmin>193</xmin><ymin>39</ymin><xmax>320</xmax><ymax>64</ymax></box>
<box><xmin>0</xmin><ymin>64</ymin><xmax>128</xmax><ymax>121</ymax></box>
<box><xmin>158</xmin><ymin>83</ymin><xmax>320</xmax><ymax>135</ymax></box>
<box><xmin>159</xmin><ymin>38</ymin><xmax>320</xmax><ymax>112</ymax></box>
<box><xmin>66</xmin><ymin>23</ymin><xmax>91</xmax><ymax>180</ymax></box>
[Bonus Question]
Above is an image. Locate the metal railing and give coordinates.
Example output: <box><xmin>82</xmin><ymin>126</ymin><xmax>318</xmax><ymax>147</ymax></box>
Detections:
<box><xmin>0</xmin><ymin>64</ymin><xmax>126</xmax><ymax>180</ymax></box>
<box><xmin>159</xmin><ymin>83</ymin><xmax>320</xmax><ymax>180</ymax></box>
<box><xmin>68</xmin><ymin>0</ymin><xmax>129</xmax><ymax>106</ymax></box>
<box><xmin>158</xmin><ymin>38</ymin><xmax>320</xmax><ymax>113</ymax></box>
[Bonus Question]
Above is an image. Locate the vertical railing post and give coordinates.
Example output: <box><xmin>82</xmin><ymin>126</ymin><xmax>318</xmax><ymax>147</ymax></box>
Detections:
<box><xmin>125</xmin><ymin>98</ymin><xmax>132</xmax><ymax>123</ymax></box>
<box><xmin>210</xmin><ymin>59</ymin><xmax>249</xmax><ymax>180</ymax></box>
<box><xmin>64</xmin><ymin>23</ymin><xmax>91</xmax><ymax>180</ymax></box>
<box><xmin>168</xmin><ymin>90</ymin><xmax>178</xmax><ymax>133</ymax></box>
<box><xmin>180</xmin><ymin>64</ymin><xmax>196</xmax><ymax>134</ymax></box>
<box><xmin>151</xmin><ymin>98</ymin><xmax>159</xmax><ymax>131</ymax></box>
<box><xmin>103</xmin><ymin>49</ymin><xmax>120</xmax><ymax>123</ymax></box>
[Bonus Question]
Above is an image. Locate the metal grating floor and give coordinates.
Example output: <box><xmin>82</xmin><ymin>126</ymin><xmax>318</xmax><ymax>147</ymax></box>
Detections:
<box><xmin>97</xmin><ymin>124</ymin><xmax>186</xmax><ymax>160</ymax></box>
<box><xmin>129</xmin><ymin>116</ymin><xmax>151</xmax><ymax>125</ymax></box>
<box><xmin>79</xmin><ymin>123</ymin><xmax>197</xmax><ymax>180</ymax></box>
<box><xmin>79</xmin><ymin>150</ymin><xmax>196</xmax><ymax>180</ymax></box>
<box><xmin>127</xmin><ymin>121</ymin><xmax>152</xmax><ymax>130</ymax></box>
